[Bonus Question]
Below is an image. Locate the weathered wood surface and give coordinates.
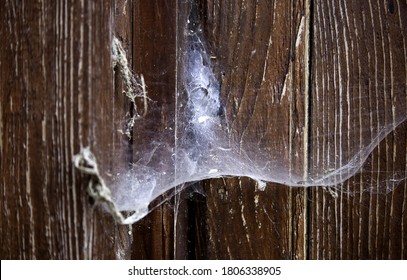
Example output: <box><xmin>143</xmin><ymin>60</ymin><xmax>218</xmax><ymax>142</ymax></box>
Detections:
<box><xmin>309</xmin><ymin>0</ymin><xmax>407</xmax><ymax>259</ymax></box>
<box><xmin>193</xmin><ymin>0</ymin><xmax>311</xmax><ymax>259</ymax></box>
<box><xmin>1</xmin><ymin>0</ymin><xmax>406</xmax><ymax>259</ymax></box>
<box><xmin>0</xmin><ymin>0</ymin><xmax>125</xmax><ymax>259</ymax></box>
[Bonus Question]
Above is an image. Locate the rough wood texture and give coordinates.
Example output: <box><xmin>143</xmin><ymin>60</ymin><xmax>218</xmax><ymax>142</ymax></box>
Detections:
<box><xmin>190</xmin><ymin>0</ymin><xmax>311</xmax><ymax>259</ymax></box>
<box><xmin>1</xmin><ymin>0</ymin><xmax>406</xmax><ymax>260</ymax></box>
<box><xmin>129</xmin><ymin>0</ymin><xmax>179</xmax><ymax>259</ymax></box>
<box><xmin>309</xmin><ymin>0</ymin><xmax>407</xmax><ymax>259</ymax></box>
<box><xmin>0</xmin><ymin>0</ymin><xmax>129</xmax><ymax>259</ymax></box>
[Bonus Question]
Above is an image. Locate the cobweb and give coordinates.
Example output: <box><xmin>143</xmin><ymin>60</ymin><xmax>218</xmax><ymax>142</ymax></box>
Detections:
<box><xmin>75</xmin><ymin>3</ymin><xmax>407</xmax><ymax>224</ymax></box>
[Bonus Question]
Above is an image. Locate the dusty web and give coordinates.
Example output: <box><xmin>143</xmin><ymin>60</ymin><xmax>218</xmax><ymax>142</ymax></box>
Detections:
<box><xmin>74</xmin><ymin>4</ymin><xmax>407</xmax><ymax>224</ymax></box>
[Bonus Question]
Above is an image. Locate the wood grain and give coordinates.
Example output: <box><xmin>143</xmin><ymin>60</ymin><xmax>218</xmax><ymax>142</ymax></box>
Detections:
<box><xmin>129</xmin><ymin>0</ymin><xmax>180</xmax><ymax>260</ymax></box>
<box><xmin>309</xmin><ymin>0</ymin><xmax>407</xmax><ymax>259</ymax></box>
<box><xmin>0</xmin><ymin>0</ymin><xmax>129</xmax><ymax>259</ymax></box>
<box><xmin>1</xmin><ymin>0</ymin><xmax>406</xmax><ymax>260</ymax></box>
<box><xmin>187</xmin><ymin>0</ymin><xmax>311</xmax><ymax>259</ymax></box>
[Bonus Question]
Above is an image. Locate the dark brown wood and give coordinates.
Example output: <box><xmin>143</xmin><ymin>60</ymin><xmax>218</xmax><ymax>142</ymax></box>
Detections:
<box><xmin>309</xmin><ymin>0</ymin><xmax>407</xmax><ymax>259</ymax></box>
<box><xmin>111</xmin><ymin>0</ymin><xmax>136</xmax><ymax>260</ymax></box>
<box><xmin>187</xmin><ymin>0</ymin><xmax>310</xmax><ymax>259</ymax></box>
<box><xmin>1</xmin><ymin>0</ymin><xmax>406</xmax><ymax>260</ymax></box>
<box><xmin>129</xmin><ymin>0</ymin><xmax>180</xmax><ymax>260</ymax></box>
<box><xmin>0</xmin><ymin>0</ymin><xmax>128</xmax><ymax>259</ymax></box>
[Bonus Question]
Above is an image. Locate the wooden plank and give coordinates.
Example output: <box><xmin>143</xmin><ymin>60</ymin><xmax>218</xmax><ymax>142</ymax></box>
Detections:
<box><xmin>309</xmin><ymin>0</ymin><xmax>407</xmax><ymax>259</ymax></box>
<box><xmin>0</xmin><ymin>0</ymin><xmax>130</xmax><ymax>259</ymax></box>
<box><xmin>186</xmin><ymin>0</ymin><xmax>310</xmax><ymax>259</ymax></box>
<box><xmin>129</xmin><ymin>0</ymin><xmax>182</xmax><ymax>259</ymax></box>
<box><xmin>110</xmin><ymin>0</ymin><xmax>136</xmax><ymax>260</ymax></box>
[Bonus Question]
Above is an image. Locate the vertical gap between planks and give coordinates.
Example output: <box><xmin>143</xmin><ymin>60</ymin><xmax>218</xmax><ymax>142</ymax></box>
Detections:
<box><xmin>305</xmin><ymin>0</ymin><xmax>314</xmax><ymax>260</ymax></box>
<box><xmin>173</xmin><ymin>0</ymin><xmax>180</xmax><ymax>258</ymax></box>
<box><xmin>129</xmin><ymin>0</ymin><xmax>135</xmax><ymax>155</ymax></box>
